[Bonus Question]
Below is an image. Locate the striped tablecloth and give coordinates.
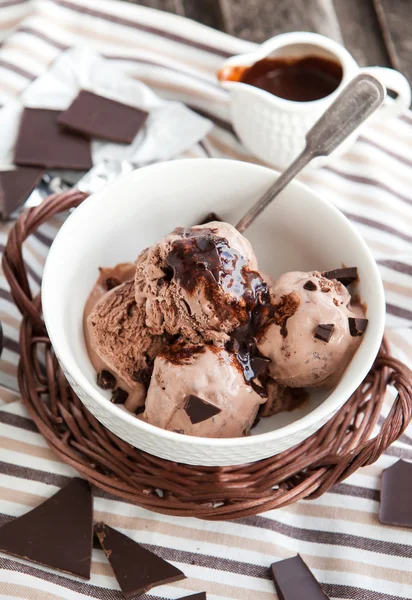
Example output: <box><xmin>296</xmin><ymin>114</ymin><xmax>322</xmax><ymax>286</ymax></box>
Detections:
<box><xmin>1</xmin><ymin>1</ymin><xmax>412</xmax><ymax>599</ymax></box>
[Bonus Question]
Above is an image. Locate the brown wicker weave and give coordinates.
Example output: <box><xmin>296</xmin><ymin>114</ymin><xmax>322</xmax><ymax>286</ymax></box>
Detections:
<box><xmin>3</xmin><ymin>189</ymin><xmax>412</xmax><ymax>520</ymax></box>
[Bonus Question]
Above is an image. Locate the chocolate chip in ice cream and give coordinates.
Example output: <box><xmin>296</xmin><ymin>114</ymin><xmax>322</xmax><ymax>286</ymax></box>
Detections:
<box><xmin>314</xmin><ymin>323</ymin><xmax>334</xmax><ymax>343</ymax></box>
<box><xmin>323</xmin><ymin>267</ymin><xmax>358</xmax><ymax>286</ymax></box>
<box><xmin>271</xmin><ymin>292</ymin><xmax>300</xmax><ymax>338</ymax></box>
<box><xmin>97</xmin><ymin>370</ymin><xmax>116</xmax><ymax>390</ymax></box>
<box><xmin>111</xmin><ymin>387</ymin><xmax>129</xmax><ymax>404</ymax></box>
<box><xmin>184</xmin><ymin>394</ymin><xmax>222</xmax><ymax>424</ymax></box>
<box><xmin>303</xmin><ymin>280</ymin><xmax>317</xmax><ymax>291</ymax></box>
<box><xmin>197</xmin><ymin>212</ymin><xmax>222</xmax><ymax>225</ymax></box>
<box><xmin>105</xmin><ymin>276</ymin><xmax>121</xmax><ymax>290</ymax></box>
<box><xmin>348</xmin><ymin>317</ymin><xmax>368</xmax><ymax>336</ymax></box>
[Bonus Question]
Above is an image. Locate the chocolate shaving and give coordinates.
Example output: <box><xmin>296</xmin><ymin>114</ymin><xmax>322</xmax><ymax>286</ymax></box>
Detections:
<box><xmin>348</xmin><ymin>317</ymin><xmax>368</xmax><ymax>337</ymax></box>
<box><xmin>184</xmin><ymin>394</ymin><xmax>222</xmax><ymax>424</ymax></box>
<box><xmin>380</xmin><ymin>460</ymin><xmax>412</xmax><ymax>528</ymax></box>
<box><xmin>111</xmin><ymin>388</ymin><xmax>129</xmax><ymax>404</ymax></box>
<box><xmin>303</xmin><ymin>280</ymin><xmax>317</xmax><ymax>291</ymax></box>
<box><xmin>314</xmin><ymin>323</ymin><xmax>334</xmax><ymax>343</ymax></box>
<box><xmin>271</xmin><ymin>555</ymin><xmax>330</xmax><ymax>600</ymax></box>
<box><xmin>106</xmin><ymin>277</ymin><xmax>121</xmax><ymax>290</ymax></box>
<box><xmin>272</xmin><ymin>292</ymin><xmax>300</xmax><ymax>338</ymax></box>
<box><xmin>322</xmin><ymin>267</ymin><xmax>358</xmax><ymax>286</ymax></box>
<box><xmin>0</xmin><ymin>478</ymin><xmax>93</xmax><ymax>579</ymax></box>
<box><xmin>95</xmin><ymin>522</ymin><xmax>185</xmax><ymax>599</ymax></box>
<box><xmin>97</xmin><ymin>370</ymin><xmax>116</xmax><ymax>390</ymax></box>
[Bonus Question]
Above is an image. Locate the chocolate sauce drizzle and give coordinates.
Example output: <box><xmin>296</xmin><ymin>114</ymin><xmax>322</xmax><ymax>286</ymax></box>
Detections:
<box><xmin>165</xmin><ymin>226</ymin><xmax>273</xmax><ymax>396</ymax></box>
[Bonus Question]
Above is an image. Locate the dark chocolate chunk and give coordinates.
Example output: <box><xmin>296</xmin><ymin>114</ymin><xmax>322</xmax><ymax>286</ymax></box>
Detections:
<box><xmin>97</xmin><ymin>370</ymin><xmax>116</xmax><ymax>390</ymax></box>
<box><xmin>178</xmin><ymin>595</ymin><xmax>206</xmax><ymax>600</ymax></box>
<box><xmin>271</xmin><ymin>555</ymin><xmax>330</xmax><ymax>600</ymax></box>
<box><xmin>314</xmin><ymin>323</ymin><xmax>334</xmax><ymax>343</ymax></box>
<box><xmin>14</xmin><ymin>108</ymin><xmax>92</xmax><ymax>170</ymax></box>
<box><xmin>0</xmin><ymin>478</ymin><xmax>93</xmax><ymax>578</ymax></box>
<box><xmin>303</xmin><ymin>280</ymin><xmax>317</xmax><ymax>291</ymax></box>
<box><xmin>0</xmin><ymin>167</ymin><xmax>44</xmax><ymax>220</ymax></box>
<box><xmin>58</xmin><ymin>90</ymin><xmax>149</xmax><ymax>143</ymax></box>
<box><xmin>106</xmin><ymin>276</ymin><xmax>121</xmax><ymax>290</ymax></box>
<box><xmin>184</xmin><ymin>394</ymin><xmax>222</xmax><ymax>424</ymax></box>
<box><xmin>111</xmin><ymin>387</ymin><xmax>129</xmax><ymax>404</ymax></box>
<box><xmin>322</xmin><ymin>267</ymin><xmax>358</xmax><ymax>286</ymax></box>
<box><xmin>348</xmin><ymin>317</ymin><xmax>368</xmax><ymax>337</ymax></box>
<box><xmin>95</xmin><ymin>522</ymin><xmax>185</xmax><ymax>599</ymax></box>
<box><xmin>379</xmin><ymin>460</ymin><xmax>412</xmax><ymax>528</ymax></box>
<box><xmin>197</xmin><ymin>212</ymin><xmax>222</xmax><ymax>225</ymax></box>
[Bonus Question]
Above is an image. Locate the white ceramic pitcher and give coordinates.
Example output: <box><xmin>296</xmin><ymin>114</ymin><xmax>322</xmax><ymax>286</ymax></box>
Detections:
<box><xmin>218</xmin><ymin>32</ymin><xmax>411</xmax><ymax>169</ymax></box>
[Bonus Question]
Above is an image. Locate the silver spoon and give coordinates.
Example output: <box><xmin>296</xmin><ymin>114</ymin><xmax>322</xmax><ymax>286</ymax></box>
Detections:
<box><xmin>236</xmin><ymin>73</ymin><xmax>385</xmax><ymax>233</ymax></box>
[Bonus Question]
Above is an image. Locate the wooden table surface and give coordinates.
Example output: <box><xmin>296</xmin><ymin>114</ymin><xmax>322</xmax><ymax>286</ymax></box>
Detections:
<box><xmin>124</xmin><ymin>0</ymin><xmax>412</xmax><ymax>86</ymax></box>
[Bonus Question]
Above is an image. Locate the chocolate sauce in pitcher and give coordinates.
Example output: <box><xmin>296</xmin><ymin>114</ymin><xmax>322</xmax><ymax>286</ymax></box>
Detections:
<box><xmin>219</xmin><ymin>55</ymin><xmax>343</xmax><ymax>102</ymax></box>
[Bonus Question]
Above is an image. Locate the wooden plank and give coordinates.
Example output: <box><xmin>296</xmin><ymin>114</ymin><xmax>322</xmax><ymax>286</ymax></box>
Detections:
<box><xmin>373</xmin><ymin>0</ymin><xmax>412</xmax><ymax>84</ymax></box>
<box><xmin>219</xmin><ymin>0</ymin><xmax>342</xmax><ymax>43</ymax></box>
<box><xmin>121</xmin><ymin>0</ymin><xmax>183</xmax><ymax>14</ymax></box>
<box><xmin>182</xmin><ymin>0</ymin><xmax>226</xmax><ymax>31</ymax></box>
<box><xmin>333</xmin><ymin>0</ymin><xmax>390</xmax><ymax>68</ymax></box>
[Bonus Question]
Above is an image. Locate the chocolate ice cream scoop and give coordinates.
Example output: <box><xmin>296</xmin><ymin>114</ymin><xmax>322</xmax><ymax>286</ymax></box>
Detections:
<box><xmin>257</xmin><ymin>271</ymin><xmax>366</xmax><ymax>388</ymax></box>
<box><xmin>84</xmin><ymin>266</ymin><xmax>163</xmax><ymax>412</ymax></box>
<box><xmin>141</xmin><ymin>344</ymin><xmax>266</xmax><ymax>438</ymax></box>
<box><xmin>135</xmin><ymin>221</ymin><xmax>267</xmax><ymax>345</ymax></box>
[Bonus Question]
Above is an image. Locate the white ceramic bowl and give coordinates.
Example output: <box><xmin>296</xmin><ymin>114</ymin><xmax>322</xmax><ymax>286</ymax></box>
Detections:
<box><xmin>42</xmin><ymin>159</ymin><xmax>385</xmax><ymax>466</ymax></box>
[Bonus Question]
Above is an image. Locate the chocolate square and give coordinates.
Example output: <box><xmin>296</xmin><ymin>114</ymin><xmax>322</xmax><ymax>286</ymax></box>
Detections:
<box><xmin>380</xmin><ymin>460</ymin><xmax>412</xmax><ymax>528</ymax></box>
<box><xmin>271</xmin><ymin>555</ymin><xmax>329</xmax><ymax>600</ymax></box>
<box><xmin>0</xmin><ymin>167</ymin><xmax>44</xmax><ymax>219</ymax></box>
<box><xmin>58</xmin><ymin>90</ymin><xmax>148</xmax><ymax>143</ymax></box>
<box><xmin>14</xmin><ymin>108</ymin><xmax>93</xmax><ymax>170</ymax></box>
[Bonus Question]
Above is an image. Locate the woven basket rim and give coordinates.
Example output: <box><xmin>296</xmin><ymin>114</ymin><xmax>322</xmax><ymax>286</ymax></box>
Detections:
<box><xmin>3</xmin><ymin>188</ymin><xmax>412</xmax><ymax>520</ymax></box>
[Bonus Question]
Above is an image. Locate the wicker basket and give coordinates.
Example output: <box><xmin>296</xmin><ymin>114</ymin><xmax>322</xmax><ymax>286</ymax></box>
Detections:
<box><xmin>3</xmin><ymin>189</ymin><xmax>412</xmax><ymax>520</ymax></box>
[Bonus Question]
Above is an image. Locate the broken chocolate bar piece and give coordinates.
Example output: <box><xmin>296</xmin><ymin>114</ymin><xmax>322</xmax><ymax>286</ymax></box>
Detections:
<box><xmin>178</xmin><ymin>595</ymin><xmax>207</xmax><ymax>600</ymax></box>
<box><xmin>95</xmin><ymin>522</ymin><xmax>185</xmax><ymax>599</ymax></box>
<box><xmin>348</xmin><ymin>317</ymin><xmax>368</xmax><ymax>337</ymax></box>
<box><xmin>58</xmin><ymin>90</ymin><xmax>149</xmax><ymax>143</ymax></box>
<box><xmin>184</xmin><ymin>394</ymin><xmax>222</xmax><ymax>424</ymax></box>
<box><xmin>380</xmin><ymin>460</ymin><xmax>412</xmax><ymax>528</ymax></box>
<box><xmin>0</xmin><ymin>478</ymin><xmax>93</xmax><ymax>578</ymax></box>
<box><xmin>97</xmin><ymin>370</ymin><xmax>116</xmax><ymax>390</ymax></box>
<box><xmin>303</xmin><ymin>280</ymin><xmax>317</xmax><ymax>291</ymax></box>
<box><xmin>111</xmin><ymin>387</ymin><xmax>129</xmax><ymax>404</ymax></box>
<box><xmin>322</xmin><ymin>267</ymin><xmax>358</xmax><ymax>286</ymax></box>
<box><xmin>0</xmin><ymin>167</ymin><xmax>44</xmax><ymax>220</ymax></box>
<box><xmin>14</xmin><ymin>108</ymin><xmax>92</xmax><ymax>170</ymax></box>
<box><xmin>271</xmin><ymin>555</ymin><xmax>330</xmax><ymax>600</ymax></box>
<box><xmin>314</xmin><ymin>324</ymin><xmax>334</xmax><ymax>343</ymax></box>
